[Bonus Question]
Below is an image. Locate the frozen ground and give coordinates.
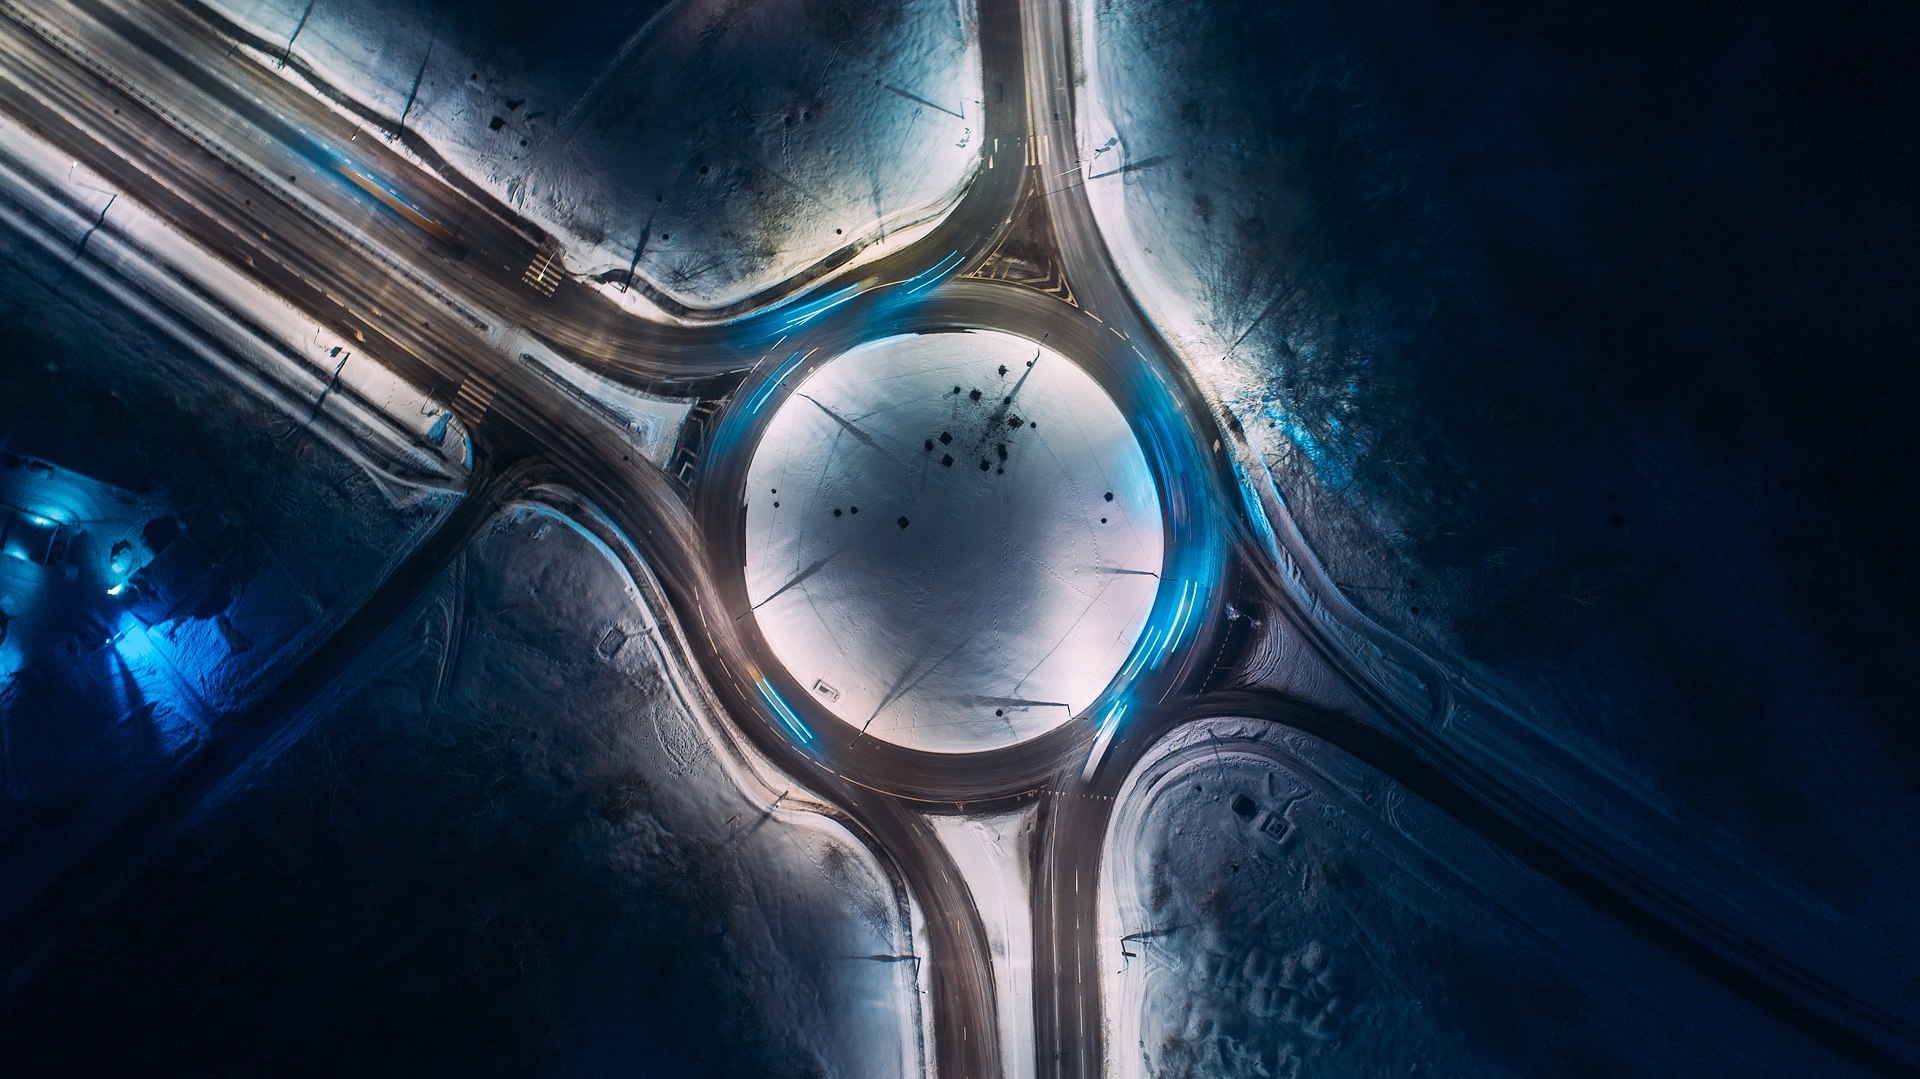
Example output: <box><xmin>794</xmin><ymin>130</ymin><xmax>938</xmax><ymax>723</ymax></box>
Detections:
<box><xmin>744</xmin><ymin>330</ymin><xmax>1162</xmax><ymax>752</ymax></box>
<box><xmin>2</xmin><ymin>501</ymin><xmax>920</xmax><ymax>1076</ymax></box>
<box><xmin>929</xmin><ymin>808</ymin><xmax>1038</xmax><ymax>1079</ymax></box>
<box><xmin>1101</xmin><ymin>721</ymin><xmax>1865</xmax><ymax>1077</ymax></box>
<box><xmin>1079</xmin><ymin>0</ymin><xmax>1920</xmax><ymax>948</ymax></box>
<box><xmin>204</xmin><ymin>0</ymin><xmax>981</xmax><ymax>310</ymax></box>
<box><xmin>0</xmin><ymin>177</ymin><xmax>456</xmax><ymax>918</ymax></box>
<box><xmin>511</xmin><ymin>330</ymin><xmax>692</xmax><ymax>470</ymax></box>
<box><xmin>0</xmin><ymin>109</ymin><xmax>466</xmax><ymax>468</ymax></box>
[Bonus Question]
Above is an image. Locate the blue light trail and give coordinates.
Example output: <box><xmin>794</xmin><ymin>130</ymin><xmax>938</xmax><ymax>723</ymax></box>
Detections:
<box><xmin>756</xmin><ymin>677</ymin><xmax>815</xmax><ymax>744</ymax></box>
<box><xmin>900</xmin><ymin>250</ymin><xmax>964</xmax><ymax>295</ymax></box>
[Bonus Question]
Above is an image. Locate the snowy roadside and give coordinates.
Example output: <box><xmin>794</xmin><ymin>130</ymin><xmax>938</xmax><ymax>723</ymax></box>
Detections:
<box><xmin>202</xmin><ymin>0</ymin><xmax>983</xmax><ymax>315</ymax></box>
<box><xmin>0</xmin><ymin>106</ymin><xmax>471</xmax><ymax>720</ymax></box>
<box><xmin>1099</xmin><ymin>720</ymin><xmax>1860</xmax><ymax>1077</ymax></box>
<box><xmin>0</xmin><ymin>89</ymin><xmax>699</xmax><ymax>475</ymax></box>
<box><xmin>507</xmin><ymin>333</ymin><xmax>691</xmax><ymax>470</ymax></box>
<box><xmin>4</xmin><ymin>498</ymin><xmax>927</xmax><ymax>1075</ymax></box>
<box><xmin>929</xmin><ymin>809</ymin><xmax>1039</xmax><ymax>1079</ymax></box>
<box><xmin>0</xmin><ymin>128</ymin><xmax>464</xmax><ymax>948</ymax></box>
<box><xmin>1070</xmin><ymin>0</ymin><xmax>1920</xmax><ymax>1023</ymax></box>
<box><xmin>0</xmin><ymin>107</ymin><xmax>467</xmax><ymax>486</ymax></box>
<box><xmin>530</xmin><ymin>487</ymin><xmax>931</xmax><ymax>1078</ymax></box>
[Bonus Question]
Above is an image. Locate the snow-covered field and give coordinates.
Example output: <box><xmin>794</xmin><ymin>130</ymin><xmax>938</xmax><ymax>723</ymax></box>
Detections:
<box><xmin>744</xmin><ymin>330</ymin><xmax>1162</xmax><ymax>752</ymax></box>
<box><xmin>1100</xmin><ymin>721</ymin><xmax>1863</xmax><ymax>1077</ymax></box>
<box><xmin>204</xmin><ymin>0</ymin><xmax>981</xmax><ymax>310</ymax></box>
<box><xmin>0</xmin><ymin>143</ymin><xmax>458</xmax><ymax>916</ymax></box>
<box><xmin>5</xmin><ymin>501</ymin><xmax>921</xmax><ymax>1076</ymax></box>
<box><xmin>1077</xmin><ymin>0</ymin><xmax>1920</xmax><ymax>953</ymax></box>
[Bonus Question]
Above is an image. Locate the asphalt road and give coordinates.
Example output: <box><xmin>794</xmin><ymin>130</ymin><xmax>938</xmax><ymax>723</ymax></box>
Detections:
<box><xmin>0</xmin><ymin>0</ymin><xmax>1915</xmax><ymax>1075</ymax></box>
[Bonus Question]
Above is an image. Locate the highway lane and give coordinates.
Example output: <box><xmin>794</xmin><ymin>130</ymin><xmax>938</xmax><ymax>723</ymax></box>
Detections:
<box><xmin>7</xmin><ymin>0</ymin><xmax>1918</xmax><ymax>1074</ymax></box>
<box><xmin>0</xmin><ymin>11</ymin><xmax>1018</xmax><ymax>1074</ymax></box>
<box><xmin>7</xmin><ymin>0</ymin><xmax>1037</xmax><ymax>388</ymax></box>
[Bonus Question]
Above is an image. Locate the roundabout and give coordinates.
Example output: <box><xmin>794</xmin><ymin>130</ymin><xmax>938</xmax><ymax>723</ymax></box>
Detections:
<box><xmin>741</xmin><ymin>329</ymin><xmax>1164</xmax><ymax>753</ymax></box>
<box><xmin>693</xmin><ymin>278</ymin><xmax>1233</xmax><ymax>805</ymax></box>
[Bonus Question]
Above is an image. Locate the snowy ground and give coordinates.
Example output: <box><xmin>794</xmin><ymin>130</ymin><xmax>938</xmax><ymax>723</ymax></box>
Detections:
<box><xmin>204</xmin><ymin>0</ymin><xmax>981</xmax><ymax>310</ymax></box>
<box><xmin>744</xmin><ymin>330</ymin><xmax>1162</xmax><ymax>752</ymax></box>
<box><xmin>1077</xmin><ymin>0</ymin><xmax>1920</xmax><ymax>958</ymax></box>
<box><xmin>0</xmin><ymin>149</ymin><xmax>458</xmax><ymax>920</ymax></box>
<box><xmin>929</xmin><ymin>808</ymin><xmax>1039</xmax><ymax>1079</ymax></box>
<box><xmin>0</xmin><ymin>108</ymin><xmax>466</xmax><ymax>477</ymax></box>
<box><xmin>510</xmin><ymin>329</ymin><xmax>692</xmax><ymax>469</ymax></box>
<box><xmin>3</xmin><ymin>501</ymin><xmax>921</xmax><ymax>1076</ymax></box>
<box><xmin>1100</xmin><ymin>721</ymin><xmax>1865</xmax><ymax>1077</ymax></box>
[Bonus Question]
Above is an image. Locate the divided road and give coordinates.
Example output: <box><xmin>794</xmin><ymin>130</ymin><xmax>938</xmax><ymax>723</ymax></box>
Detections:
<box><xmin>0</xmin><ymin>0</ymin><xmax>1914</xmax><ymax>1075</ymax></box>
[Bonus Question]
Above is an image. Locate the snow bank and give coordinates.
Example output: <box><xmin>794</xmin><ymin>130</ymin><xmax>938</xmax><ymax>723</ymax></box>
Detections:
<box><xmin>929</xmin><ymin>809</ymin><xmax>1039</xmax><ymax>1079</ymax></box>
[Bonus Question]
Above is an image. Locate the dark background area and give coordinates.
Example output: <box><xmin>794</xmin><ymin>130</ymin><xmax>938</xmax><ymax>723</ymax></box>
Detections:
<box><xmin>0</xmin><ymin>689</ymin><xmax>797</xmax><ymax>1078</ymax></box>
<box><xmin>1121</xmin><ymin>0</ymin><xmax>1920</xmax><ymax>939</ymax></box>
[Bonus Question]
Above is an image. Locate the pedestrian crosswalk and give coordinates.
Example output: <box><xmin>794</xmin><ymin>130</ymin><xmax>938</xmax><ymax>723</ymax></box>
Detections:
<box><xmin>452</xmin><ymin>375</ymin><xmax>496</xmax><ymax>423</ymax></box>
<box><xmin>521</xmin><ymin>249</ymin><xmax>563</xmax><ymax>296</ymax></box>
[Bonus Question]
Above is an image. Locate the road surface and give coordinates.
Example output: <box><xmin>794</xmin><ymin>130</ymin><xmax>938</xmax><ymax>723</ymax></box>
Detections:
<box><xmin>0</xmin><ymin>0</ymin><xmax>1914</xmax><ymax>1074</ymax></box>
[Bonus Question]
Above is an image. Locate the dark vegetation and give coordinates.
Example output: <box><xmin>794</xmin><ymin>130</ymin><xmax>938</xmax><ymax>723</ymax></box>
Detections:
<box><xmin>1</xmin><ymin>602</ymin><xmax>808</xmax><ymax>1077</ymax></box>
<box><xmin>0</xmin><ymin>236</ymin><xmax>439</xmax><ymax>626</ymax></box>
<box><xmin>1105</xmin><ymin>0</ymin><xmax>1920</xmax><ymax>921</ymax></box>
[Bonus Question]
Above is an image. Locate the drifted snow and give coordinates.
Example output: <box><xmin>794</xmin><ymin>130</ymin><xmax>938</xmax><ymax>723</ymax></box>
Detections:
<box><xmin>328</xmin><ymin>503</ymin><xmax>920</xmax><ymax>1075</ymax></box>
<box><xmin>744</xmin><ymin>331</ymin><xmax>1162</xmax><ymax>753</ymax></box>
<box><xmin>207</xmin><ymin>0</ymin><xmax>981</xmax><ymax>309</ymax></box>
<box><xmin>928</xmin><ymin>809</ymin><xmax>1039</xmax><ymax>1079</ymax></box>
<box><xmin>1100</xmin><ymin>722</ymin><xmax>1854</xmax><ymax>1077</ymax></box>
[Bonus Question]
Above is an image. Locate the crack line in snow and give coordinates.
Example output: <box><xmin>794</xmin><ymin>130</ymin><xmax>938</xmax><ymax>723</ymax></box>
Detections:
<box><xmin>864</xmin><ymin>627</ymin><xmax>980</xmax><ymax>734</ymax></box>
<box><xmin>800</xmin><ymin>392</ymin><xmax>909</xmax><ymax>466</ymax></box>
<box><xmin>748</xmin><ymin>548</ymin><xmax>840</xmax><ymax>613</ymax></box>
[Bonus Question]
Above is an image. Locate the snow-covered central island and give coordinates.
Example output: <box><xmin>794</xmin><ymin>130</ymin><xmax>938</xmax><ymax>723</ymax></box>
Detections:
<box><xmin>744</xmin><ymin>330</ymin><xmax>1163</xmax><ymax>753</ymax></box>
